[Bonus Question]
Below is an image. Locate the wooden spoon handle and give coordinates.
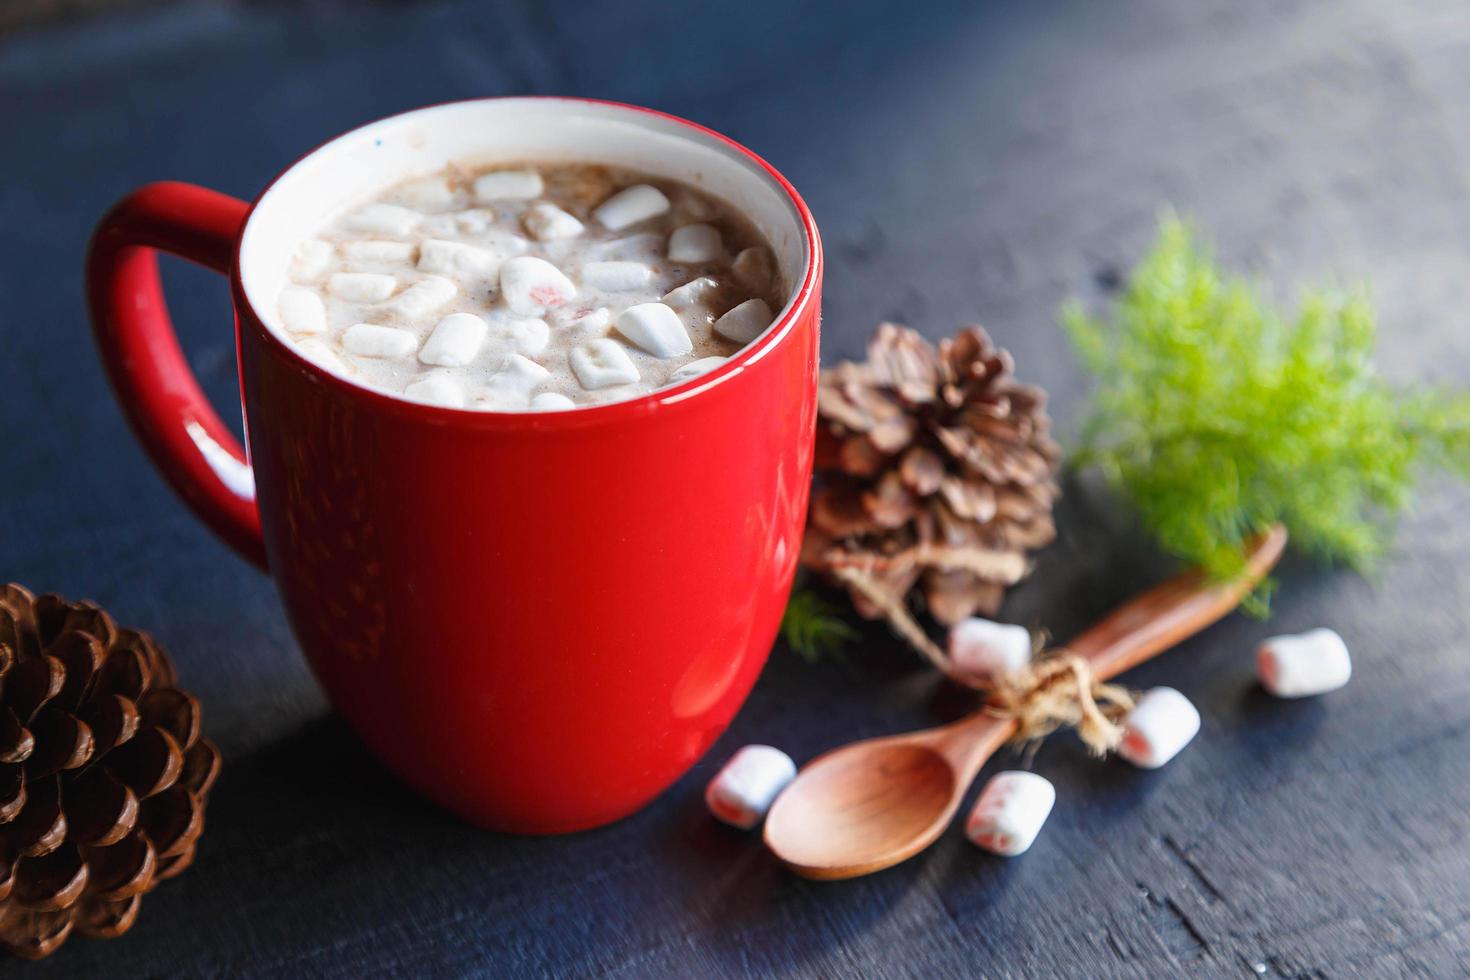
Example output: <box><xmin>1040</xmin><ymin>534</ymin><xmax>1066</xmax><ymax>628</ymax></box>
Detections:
<box><xmin>1066</xmin><ymin>524</ymin><xmax>1287</xmax><ymax>682</ymax></box>
<box><xmin>932</xmin><ymin>524</ymin><xmax>1286</xmax><ymax>771</ymax></box>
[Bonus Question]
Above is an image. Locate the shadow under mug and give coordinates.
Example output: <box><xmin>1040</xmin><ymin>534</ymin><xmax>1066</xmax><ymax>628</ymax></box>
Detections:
<box><xmin>85</xmin><ymin>98</ymin><xmax>823</xmax><ymax>834</ymax></box>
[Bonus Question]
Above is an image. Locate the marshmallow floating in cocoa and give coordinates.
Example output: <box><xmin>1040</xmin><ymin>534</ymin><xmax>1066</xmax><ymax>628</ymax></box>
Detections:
<box><xmin>706</xmin><ymin>745</ymin><xmax>797</xmax><ymax>830</ymax></box>
<box><xmin>714</xmin><ymin>298</ymin><xmax>773</xmax><ymax>344</ymax></box>
<box><xmin>483</xmin><ymin>353</ymin><xmax>551</xmax><ymax>398</ymax></box>
<box><xmin>616</xmin><ymin>303</ymin><xmax>693</xmax><ymax>358</ymax></box>
<box><xmin>392</xmin><ymin>175</ymin><xmax>454</xmax><ymax>211</ymax></box>
<box><xmin>342</xmin><ymin>323</ymin><xmax>418</xmax><ymax>360</ymax></box>
<box><xmin>522</xmin><ymin>202</ymin><xmax>585</xmax><ymax>242</ymax></box>
<box><xmin>487</xmin><ymin>313</ymin><xmax>551</xmax><ymax>357</ymax></box>
<box><xmin>662</xmin><ymin>277</ymin><xmax>721</xmax><ymax>309</ymax></box>
<box><xmin>341</xmin><ymin>239</ymin><xmax>416</xmax><ymax>265</ymax></box>
<box><xmin>390</xmin><ymin>276</ymin><xmax>458</xmax><ymax>319</ymax></box>
<box><xmin>1257</xmin><ymin>628</ymin><xmax>1351</xmax><ymax>698</ymax></box>
<box><xmin>732</xmin><ymin>246</ymin><xmax>774</xmax><ymax>292</ymax></box>
<box><xmin>570</xmin><ymin>338</ymin><xmax>640</xmax><ymax>389</ymax></box>
<box><xmin>531</xmin><ymin>392</ymin><xmax>577</xmax><ymax>411</ymax></box>
<box><xmin>668</xmin><ymin>223</ymin><xmax>724</xmax><ymax>264</ymax></box>
<box><xmin>419</xmin><ymin>313</ymin><xmax>488</xmax><ymax>367</ymax></box>
<box><xmin>403</xmin><ymin>374</ymin><xmax>466</xmax><ymax>408</ymax></box>
<box><xmin>343</xmin><ymin>203</ymin><xmax>422</xmax><ymax>236</ymax></box>
<box><xmin>473</xmin><ymin>169</ymin><xmax>544</xmax><ymax>202</ymax></box>
<box><xmin>561</xmin><ymin>307</ymin><xmax>611</xmax><ymax>336</ymax></box>
<box><xmin>593</xmin><ymin>183</ymin><xmax>670</xmax><ymax>230</ymax></box>
<box><xmin>499</xmin><ymin>257</ymin><xmax>576</xmax><ymax>316</ymax></box>
<box><xmin>278</xmin><ymin>288</ymin><xmax>326</xmax><ymax>335</ymax></box>
<box><xmin>290</xmin><ymin>238</ymin><xmax>334</xmax><ymax>280</ymax></box>
<box><xmin>966</xmin><ymin>771</ymin><xmax>1056</xmax><ymax>856</ymax></box>
<box><xmin>667</xmin><ymin>356</ymin><xmax>728</xmax><ymax>385</ymax></box>
<box><xmin>417</xmin><ymin>239</ymin><xmax>500</xmax><ymax>278</ymax></box>
<box><xmin>294</xmin><ymin>338</ymin><xmax>348</xmax><ymax>373</ymax></box>
<box><xmin>328</xmin><ymin>272</ymin><xmax>397</xmax><ymax>303</ymax></box>
<box><xmin>581</xmin><ymin>261</ymin><xmax>652</xmax><ymax>292</ymax></box>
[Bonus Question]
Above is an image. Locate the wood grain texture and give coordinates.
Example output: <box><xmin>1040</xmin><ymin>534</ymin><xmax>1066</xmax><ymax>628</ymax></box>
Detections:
<box><xmin>5</xmin><ymin>0</ymin><xmax>1470</xmax><ymax>976</ymax></box>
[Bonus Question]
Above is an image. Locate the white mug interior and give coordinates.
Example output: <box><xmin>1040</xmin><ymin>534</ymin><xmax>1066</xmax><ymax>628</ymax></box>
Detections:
<box><xmin>238</xmin><ymin>98</ymin><xmax>811</xmax><ymax>398</ymax></box>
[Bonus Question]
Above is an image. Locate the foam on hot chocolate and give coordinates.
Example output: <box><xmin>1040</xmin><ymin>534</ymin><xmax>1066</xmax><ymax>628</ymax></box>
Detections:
<box><xmin>274</xmin><ymin>162</ymin><xmax>785</xmax><ymax>410</ymax></box>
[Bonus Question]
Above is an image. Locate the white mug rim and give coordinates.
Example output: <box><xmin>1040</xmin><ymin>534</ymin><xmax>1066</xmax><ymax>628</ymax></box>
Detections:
<box><xmin>230</xmin><ymin>96</ymin><xmax>822</xmax><ymax>426</ymax></box>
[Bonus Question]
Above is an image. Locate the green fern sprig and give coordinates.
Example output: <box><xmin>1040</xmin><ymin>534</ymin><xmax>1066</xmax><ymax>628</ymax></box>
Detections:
<box><xmin>1066</xmin><ymin>216</ymin><xmax>1470</xmax><ymax>610</ymax></box>
<box><xmin>780</xmin><ymin>589</ymin><xmax>859</xmax><ymax>662</ymax></box>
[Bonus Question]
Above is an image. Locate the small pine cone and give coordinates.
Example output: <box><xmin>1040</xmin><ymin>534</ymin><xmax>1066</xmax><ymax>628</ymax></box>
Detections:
<box><xmin>806</xmin><ymin>324</ymin><xmax>1060</xmax><ymax>629</ymax></box>
<box><xmin>0</xmin><ymin>584</ymin><xmax>220</xmax><ymax>960</ymax></box>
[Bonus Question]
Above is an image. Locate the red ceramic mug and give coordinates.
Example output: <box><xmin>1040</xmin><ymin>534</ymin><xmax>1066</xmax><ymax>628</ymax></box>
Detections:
<box><xmin>85</xmin><ymin>98</ymin><xmax>822</xmax><ymax>834</ymax></box>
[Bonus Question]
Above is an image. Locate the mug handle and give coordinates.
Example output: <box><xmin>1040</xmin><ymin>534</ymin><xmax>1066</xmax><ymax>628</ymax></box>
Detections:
<box><xmin>86</xmin><ymin>181</ymin><xmax>268</xmax><ymax>571</ymax></box>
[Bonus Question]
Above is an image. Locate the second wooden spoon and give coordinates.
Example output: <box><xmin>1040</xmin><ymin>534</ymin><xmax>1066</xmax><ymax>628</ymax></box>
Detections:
<box><xmin>763</xmin><ymin>525</ymin><xmax>1287</xmax><ymax>880</ymax></box>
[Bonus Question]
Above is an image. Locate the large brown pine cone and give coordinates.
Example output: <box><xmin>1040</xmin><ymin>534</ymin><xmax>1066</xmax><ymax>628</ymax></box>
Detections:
<box><xmin>0</xmin><ymin>584</ymin><xmax>219</xmax><ymax>959</ymax></box>
<box><xmin>805</xmin><ymin>324</ymin><xmax>1060</xmax><ymax>628</ymax></box>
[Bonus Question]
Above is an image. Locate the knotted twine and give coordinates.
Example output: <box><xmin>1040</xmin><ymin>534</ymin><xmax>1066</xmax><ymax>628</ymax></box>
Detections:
<box><xmin>984</xmin><ymin>652</ymin><xmax>1136</xmax><ymax>756</ymax></box>
<box><xmin>832</xmin><ymin>565</ymin><xmax>1136</xmax><ymax>755</ymax></box>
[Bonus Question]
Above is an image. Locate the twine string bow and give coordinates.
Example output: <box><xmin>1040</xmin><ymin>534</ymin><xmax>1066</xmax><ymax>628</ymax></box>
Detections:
<box><xmin>984</xmin><ymin>652</ymin><xmax>1136</xmax><ymax>756</ymax></box>
<box><xmin>830</xmin><ymin>566</ymin><xmax>1136</xmax><ymax>755</ymax></box>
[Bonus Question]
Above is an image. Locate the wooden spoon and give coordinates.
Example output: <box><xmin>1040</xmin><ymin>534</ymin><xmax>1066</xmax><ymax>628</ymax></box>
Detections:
<box><xmin>764</xmin><ymin>525</ymin><xmax>1288</xmax><ymax>880</ymax></box>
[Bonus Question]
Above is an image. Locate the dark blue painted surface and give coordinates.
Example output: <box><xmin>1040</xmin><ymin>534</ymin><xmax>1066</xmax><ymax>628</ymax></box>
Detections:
<box><xmin>5</xmin><ymin>1</ymin><xmax>1470</xmax><ymax>975</ymax></box>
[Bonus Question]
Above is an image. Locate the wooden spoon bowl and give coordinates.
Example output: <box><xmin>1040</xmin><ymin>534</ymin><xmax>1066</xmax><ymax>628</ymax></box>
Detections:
<box><xmin>765</xmin><ymin>525</ymin><xmax>1288</xmax><ymax>880</ymax></box>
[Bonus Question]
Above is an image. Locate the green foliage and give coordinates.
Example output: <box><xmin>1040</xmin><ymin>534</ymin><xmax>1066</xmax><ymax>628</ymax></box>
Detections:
<box><xmin>1066</xmin><ymin>216</ymin><xmax>1470</xmax><ymax>608</ymax></box>
<box><xmin>780</xmin><ymin>589</ymin><xmax>859</xmax><ymax>662</ymax></box>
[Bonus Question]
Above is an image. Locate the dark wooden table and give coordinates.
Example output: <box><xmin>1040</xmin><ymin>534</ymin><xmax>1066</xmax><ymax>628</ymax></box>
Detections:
<box><xmin>6</xmin><ymin>0</ymin><xmax>1470</xmax><ymax>975</ymax></box>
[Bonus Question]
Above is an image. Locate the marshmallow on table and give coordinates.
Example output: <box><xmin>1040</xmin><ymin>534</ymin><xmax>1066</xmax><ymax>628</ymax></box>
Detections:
<box><xmin>1118</xmin><ymin>687</ymin><xmax>1200</xmax><ymax>769</ymax></box>
<box><xmin>616</xmin><ymin>303</ymin><xmax>692</xmax><ymax>358</ymax></box>
<box><xmin>341</xmin><ymin>240</ymin><xmax>416</xmax><ymax>264</ymax></box>
<box><xmin>290</xmin><ymin>238</ymin><xmax>334</xmax><ymax>280</ymax></box>
<box><xmin>593</xmin><ymin>184</ymin><xmax>670</xmax><ymax>230</ymax></box>
<box><xmin>668</xmin><ymin>356</ymin><xmax>728</xmax><ymax>385</ymax></box>
<box><xmin>403</xmin><ymin>374</ymin><xmax>465</xmax><ymax>408</ymax></box>
<box><xmin>343</xmin><ymin>323</ymin><xmax>418</xmax><ymax>360</ymax></box>
<box><xmin>570</xmin><ymin>339</ymin><xmax>640</xmax><ymax>389</ymax></box>
<box><xmin>663</xmin><ymin>277</ymin><xmax>721</xmax><ymax>309</ymax></box>
<box><xmin>419</xmin><ymin>313</ymin><xmax>488</xmax><ymax>367</ymax></box>
<box><xmin>966</xmin><ymin>771</ymin><xmax>1056</xmax><ymax>856</ymax></box>
<box><xmin>473</xmin><ymin>169</ymin><xmax>544</xmax><ymax>202</ymax></box>
<box><xmin>948</xmin><ymin>618</ymin><xmax>1032</xmax><ymax>682</ymax></box>
<box><xmin>732</xmin><ymin>246</ymin><xmax>774</xmax><ymax>292</ymax></box>
<box><xmin>328</xmin><ymin>273</ymin><xmax>397</xmax><ymax>303</ymax></box>
<box><xmin>705</xmin><ymin>745</ymin><xmax>796</xmax><ymax>829</ymax></box>
<box><xmin>1257</xmin><ymin>628</ymin><xmax>1351</xmax><ymax>698</ymax></box>
<box><xmin>487</xmin><ymin>314</ymin><xmax>551</xmax><ymax>356</ymax></box>
<box><xmin>499</xmin><ymin>257</ymin><xmax>576</xmax><ymax>316</ymax></box>
<box><xmin>523</xmin><ymin>202</ymin><xmax>586</xmax><ymax>242</ymax></box>
<box><xmin>417</xmin><ymin>239</ymin><xmax>501</xmax><ymax>278</ymax></box>
<box><xmin>667</xmin><ymin>223</ymin><xmax>724</xmax><ymax>263</ymax></box>
<box><xmin>581</xmin><ymin>261</ymin><xmax>652</xmax><ymax>292</ymax></box>
<box><xmin>714</xmin><ymin>299</ymin><xmax>774</xmax><ymax>344</ymax></box>
<box><xmin>343</xmin><ymin>203</ymin><xmax>422</xmax><ymax>236</ymax></box>
<box><xmin>278</xmin><ymin>288</ymin><xmax>325</xmax><ymax>335</ymax></box>
<box><xmin>390</xmin><ymin>276</ymin><xmax>458</xmax><ymax>318</ymax></box>
<box><xmin>531</xmin><ymin>392</ymin><xmax>576</xmax><ymax>411</ymax></box>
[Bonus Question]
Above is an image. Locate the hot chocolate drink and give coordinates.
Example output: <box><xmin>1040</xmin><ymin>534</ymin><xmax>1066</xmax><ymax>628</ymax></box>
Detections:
<box><xmin>272</xmin><ymin>162</ymin><xmax>786</xmax><ymax>410</ymax></box>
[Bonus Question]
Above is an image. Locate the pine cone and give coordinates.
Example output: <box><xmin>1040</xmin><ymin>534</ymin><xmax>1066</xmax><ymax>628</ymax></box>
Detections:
<box><xmin>0</xmin><ymin>584</ymin><xmax>219</xmax><ymax>959</ymax></box>
<box><xmin>805</xmin><ymin>324</ymin><xmax>1060</xmax><ymax>629</ymax></box>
